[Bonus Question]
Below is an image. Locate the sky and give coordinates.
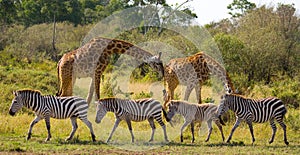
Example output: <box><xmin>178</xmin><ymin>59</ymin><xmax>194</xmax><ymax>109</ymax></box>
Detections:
<box><xmin>166</xmin><ymin>0</ymin><xmax>300</xmax><ymax>25</ymax></box>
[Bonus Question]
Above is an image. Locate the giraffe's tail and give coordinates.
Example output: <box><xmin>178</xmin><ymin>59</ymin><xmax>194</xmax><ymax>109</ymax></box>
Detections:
<box><xmin>56</xmin><ymin>58</ymin><xmax>62</xmax><ymax>96</ymax></box>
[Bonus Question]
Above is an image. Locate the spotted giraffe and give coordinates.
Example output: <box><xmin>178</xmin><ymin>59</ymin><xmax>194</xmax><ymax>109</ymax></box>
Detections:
<box><xmin>163</xmin><ymin>52</ymin><xmax>234</xmax><ymax>108</ymax></box>
<box><xmin>56</xmin><ymin>37</ymin><xmax>164</xmax><ymax>104</ymax></box>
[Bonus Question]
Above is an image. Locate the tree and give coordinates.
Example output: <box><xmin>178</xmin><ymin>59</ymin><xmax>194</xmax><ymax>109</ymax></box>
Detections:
<box><xmin>227</xmin><ymin>0</ymin><xmax>256</xmax><ymax>18</ymax></box>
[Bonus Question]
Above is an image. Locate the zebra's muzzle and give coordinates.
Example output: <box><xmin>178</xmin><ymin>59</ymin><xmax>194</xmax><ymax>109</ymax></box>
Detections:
<box><xmin>9</xmin><ymin>110</ymin><xmax>15</xmax><ymax>116</ymax></box>
<box><xmin>95</xmin><ymin>119</ymin><xmax>101</xmax><ymax>124</ymax></box>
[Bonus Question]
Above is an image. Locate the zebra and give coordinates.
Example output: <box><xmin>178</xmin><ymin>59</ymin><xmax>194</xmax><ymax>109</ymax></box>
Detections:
<box><xmin>166</xmin><ymin>100</ymin><xmax>225</xmax><ymax>143</ymax></box>
<box><xmin>9</xmin><ymin>89</ymin><xmax>96</xmax><ymax>142</ymax></box>
<box><xmin>95</xmin><ymin>98</ymin><xmax>169</xmax><ymax>143</ymax></box>
<box><xmin>217</xmin><ymin>93</ymin><xmax>289</xmax><ymax>145</ymax></box>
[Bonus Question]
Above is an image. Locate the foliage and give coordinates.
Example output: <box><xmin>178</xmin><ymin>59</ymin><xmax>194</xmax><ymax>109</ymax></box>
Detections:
<box><xmin>132</xmin><ymin>91</ymin><xmax>153</xmax><ymax>99</ymax></box>
<box><xmin>227</xmin><ymin>0</ymin><xmax>256</xmax><ymax>18</ymax></box>
<box><xmin>0</xmin><ymin>61</ymin><xmax>57</xmax><ymax>114</ymax></box>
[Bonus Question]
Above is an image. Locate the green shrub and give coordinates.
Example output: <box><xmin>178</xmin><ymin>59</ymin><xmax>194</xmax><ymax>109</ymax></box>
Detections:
<box><xmin>132</xmin><ymin>91</ymin><xmax>153</xmax><ymax>99</ymax></box>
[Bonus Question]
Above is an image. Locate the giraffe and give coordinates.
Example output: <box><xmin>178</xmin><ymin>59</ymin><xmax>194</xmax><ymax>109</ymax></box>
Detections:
<box><xmin>56</xmin><ymin>37</ymin><xmax>164</xmax><ymax>104</ymax></box>
<box><xmin>163</xmin><ymin>52</ymin><xmax>234</xmax><ymax>108</ymax></box>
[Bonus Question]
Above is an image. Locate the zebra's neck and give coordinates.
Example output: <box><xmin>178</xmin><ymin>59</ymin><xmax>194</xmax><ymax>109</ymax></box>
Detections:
<box><xmin>23</xmin><ymin>94</ymin><xmax>45</xmax><ymax>111</ymax></box>
<box><xmin>228</xmin><ymin>95</ymin><xmax>248</xmax><ymax>112</ymax></box>
<box><xmin>102</xmin><ymin>98</ymin><xmax>118</xmax><ymax>112</ymax></box>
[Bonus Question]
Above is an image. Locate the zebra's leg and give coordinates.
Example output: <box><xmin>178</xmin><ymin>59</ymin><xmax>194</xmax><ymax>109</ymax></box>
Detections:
<box><xmin>155</xmin><ymin>115</ymin><xmax>169</xmax><ymax>142</ymax></box>
<box><xmin>27</xmin><ymin>116</ymin><xmax>42</xmax><ymax>140</ymax></box>
<box><xmin>246</xmin><ymin>120</ymin><xmax>255</xmax><ymax>144</ymax></box>
<box><xmin>80</xmin><ymin>117</ymin><xmax>96</xmax><ymax>142</ymax></box>
<box><xmin>44</xmin><ymin>116</ymin><xmax>51</xmax><ymax>142</ymax></box>
<box><xmin>227</xmin><ymin>117</ymin><xmax>242</xmax><ymax>143</ymax></box>
<box><xmin>180</xmin><ymin>120</ymin><xmax>192</xmax><ymax>142</ymax></box>
<box><xmin>107</xmin><ymin>118</ymin><xmax>121</xmax><ymax>143</ymax></box>
<box><xmin>147</xmin><ymin>117</ymin><xmax>156</xmax><ymax>142</ymax></box>
<box><xmin>277</xmin><ymin>117</ymin><xmax>289</xmax><ymax>145</ymax></box>
<box><xmin>190</xmin><ymin>122</ymin><xmax>195</xmax><ymax>143</ymax></box>
<box><xmin>269</xmin><ymin>119</ymin><xmax>277</xmax><ymax>144</ymax></box>
<box><xmin>205</xmin><ymin>119</ymin><xmax>213</xmax><ymax>142</ymax></box>
<box><xmin>214</xmin><ymin>117</ymin><xmax>225</xmax><ymax>142</ymax></box>
<box><xmin>184</xmin><ymin>84</ymin><xmax>194</xmax><ymax>102</ymax></box>
<box><xmin>125</xmin><ymin>118</ymin><xmax>134</xmax><ymax>143</ymax></box>
<box><xmin>66</xmin><ymin>117</ymin><xmax>78</xmax><ymax>141</ymax></box>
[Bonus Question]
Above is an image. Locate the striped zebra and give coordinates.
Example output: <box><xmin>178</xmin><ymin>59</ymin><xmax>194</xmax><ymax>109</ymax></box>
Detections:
<box><xmin>9</xmin><ymin>89</ymin><xmax>96</xmax><ymax>142</ymax></box>
<box><xmin>95</xmin><ymin>98</ymin><xmax>169</xmax><ymax>143</ymax></box>
<box><xmin>217</xmin><ymin>93</ymin><xmax>289</xmax><ymax>145</ymax></box>
<box><xmin>166</xmin><ymin>100</ymin><xmax>225</xmax><ymax>143</ymax></box>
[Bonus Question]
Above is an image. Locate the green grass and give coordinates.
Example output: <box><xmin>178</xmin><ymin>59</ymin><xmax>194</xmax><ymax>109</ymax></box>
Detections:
<box><xmin>1</xmin><ymin>109</ymin><xmax>300</xmax><ymax>154</ymax></box>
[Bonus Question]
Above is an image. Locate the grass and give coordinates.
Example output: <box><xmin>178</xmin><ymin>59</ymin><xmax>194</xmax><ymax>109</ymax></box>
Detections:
<box><xmin>2</xmin><ymin>72</ymin><xmax>300</xmax><ymax>154</ymax></box>
<box><xmin>1</xmin><ymin>108</ymin><xmax>300</xmax><ymax>154</ymax></box>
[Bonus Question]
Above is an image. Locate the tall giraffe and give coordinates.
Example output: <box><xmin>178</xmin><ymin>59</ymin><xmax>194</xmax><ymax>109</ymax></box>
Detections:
<box><xmin>163</xmin><ymin>52</ymin><xmax>234</xmax><ymax>108</ymax></box>
<box><xmin>57</xmin><ymin>37</ymin><xmax>164</xmax><ymax>104</ymax></box>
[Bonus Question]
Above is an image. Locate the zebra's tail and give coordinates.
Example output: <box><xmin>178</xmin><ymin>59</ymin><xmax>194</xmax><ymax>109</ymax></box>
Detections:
<box><xmin>162</xmin><ymin>108</ymin><xmax>174</xmax><ymax>127</ymax></box>
<box><xmin>162</xmin><ymin>108</ymin><xmax>170</xmax><ymax>122</ymax></box>
<box><xmin>218</xmin><ymin>115</ymin><xmax>226</xmax><ymax>126</ymax></box>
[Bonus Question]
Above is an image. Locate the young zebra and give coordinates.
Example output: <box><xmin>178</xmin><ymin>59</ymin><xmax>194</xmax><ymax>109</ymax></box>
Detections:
<box><xmin>217</xmin><ymin>93</ymin><xmax>289</xmax><ymax>145</ymax></box>
<box><xmin>9</xmin><ymin>89</ymin><xmax>96</xmax><ymax>142</ymax></box>
<box><xmin>166</xmin><ymin>100</ymin><xmax>225</xmax><ymax>143</ymax></box>
<box><xmin>95</xmin><ymin>98</ymin><xmax>169</xmax><ymax>143</ymax></box>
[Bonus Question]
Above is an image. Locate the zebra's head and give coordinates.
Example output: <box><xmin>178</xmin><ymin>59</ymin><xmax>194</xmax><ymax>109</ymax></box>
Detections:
<box><xmin>95</xmin><ymin>101</ymin><xmax>107</xmax><ymax>124</ymax></box>
<box><xmin>9</xmin><ymin>91</ymin><xmax>24</xmax><ymax>116</ymax></box>
<box><xmin>217</xmin><ymin>94</ymin><xmax>230</xmax><ymax>117</ymax></box>
<box><xmin>166</xmin><ymin>101</ymin><xmax>179</xmax><ymax>121</ymax></box>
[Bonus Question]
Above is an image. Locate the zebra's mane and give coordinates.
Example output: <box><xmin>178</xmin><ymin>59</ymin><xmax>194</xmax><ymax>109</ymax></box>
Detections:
<box><xmin>17</xmin><ymin>89</ymin><xmax>42</xmax><ymax>96</ymax></box>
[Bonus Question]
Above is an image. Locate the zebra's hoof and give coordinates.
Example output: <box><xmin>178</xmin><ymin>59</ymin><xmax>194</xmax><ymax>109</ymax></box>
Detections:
<box><xmin>285</xmin><ymin>141</ymin><xmax>289</xmax><ymax>145</ymax></box>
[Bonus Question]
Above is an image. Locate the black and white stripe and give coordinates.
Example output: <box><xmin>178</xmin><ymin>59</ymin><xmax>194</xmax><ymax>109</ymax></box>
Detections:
<box><xmin>217</xmin><ymin>93</ymin><xmax>289</xmax><ymax>145</ymax></box>
<box><xmin>9</xmin><ymin>89</ymin><xmax>96</xmax><ymax>142</ymax></box>
<box><xmin>166</xmin><ymin>100</ymin><xmax>225</xmax><ymax>143</ymax></box>
<box><xmin>95</xmin><ymin>98</ymin><xmax>169</xmax><ymax>143</ymax></box>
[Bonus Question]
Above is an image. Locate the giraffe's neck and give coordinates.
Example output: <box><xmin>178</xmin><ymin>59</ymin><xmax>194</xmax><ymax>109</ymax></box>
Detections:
<box><xmin>106</xmin><ymin>39</ymin><xmax>154</xmax><ymax>63</ymax></box>
<box><xmin>204</xmin><ymin>54</ymin><xmax>235</xmax><ymax>94</ymax></box>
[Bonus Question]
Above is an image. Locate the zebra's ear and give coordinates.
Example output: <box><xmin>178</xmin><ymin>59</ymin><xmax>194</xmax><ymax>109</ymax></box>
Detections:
<box><xmin>158</xmin><ymin>52</ymin><xmax>162</xmax><ymax>60</ymax></box>
<box><xmin>13</xmin><ymin>91</ymin><xmax>17</xmax><ymax>96</ymax></box>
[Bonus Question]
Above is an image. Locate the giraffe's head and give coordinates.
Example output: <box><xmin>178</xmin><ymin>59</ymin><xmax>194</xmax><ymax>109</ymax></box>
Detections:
<box><xmin>147</xmin><ymin>52</ymin><xmax>164</xmax><ymax>79</ymax></box>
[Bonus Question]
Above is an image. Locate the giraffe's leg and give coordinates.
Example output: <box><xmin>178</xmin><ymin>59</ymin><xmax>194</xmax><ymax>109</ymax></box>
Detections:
<box><xmin>86</xmin><ymin>78</ymin><xmax>95</xmax><ymax>104</ymax></box>
<box><xmin>227</xmin><ymin>117</ymin><xmax>242</xmax><ymax>143</ymax></box>
<box><xmin>195</xmin><ymin>82</ymin><xmax>202</xmax><ymax>104</ymax></box>
<box><xmin>269</xmin><ymin>118</ymin><xmax>276</xmax><ymax>144</ymax></box>
<box><xmin>107</xmin><ymin>118</ymin><xmax>121</xmax><ymax>143</ymax></box>
<box><xmin>164</xmin><ymin>83</ymin><xmax>177</xmax><ymax>109</ymax></box>
<box><xmin>66</xmin><ymin>117</ymin><xmax>78</xmax><ymax>141</ymax></box>
<box><xmin>44</xmin><ymin>116</ymin><xmax>51</xmax><ymax>142</ymax></box>
<box><xmin>184</xmin><ymin>84</ymin><xmax>194</xmax><ymax>102</ymax></box>
<box><xmin>27</xmin><ymin>116</ymin><xmax>42</xmax><ymax>140</ymax></box>
<box><xmin>147</xmin><ymin>117</ymin><xmax>156</xmax><ymax>142</ymax></box>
